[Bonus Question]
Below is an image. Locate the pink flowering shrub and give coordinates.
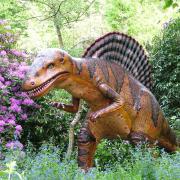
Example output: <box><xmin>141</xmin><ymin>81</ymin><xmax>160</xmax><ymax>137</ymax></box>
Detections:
<box><xmin>0</xmin><ymin>20</ymin><xmax>73</xmax><ymax>153</ymax></box>
<box><xmin>0</xmin><ymin>20</ymin><xmax>38</xmax><ymax>151</ymax></box>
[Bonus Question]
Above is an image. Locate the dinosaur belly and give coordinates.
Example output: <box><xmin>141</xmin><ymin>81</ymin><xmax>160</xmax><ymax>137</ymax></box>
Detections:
<box><xmin>88</xmin><ymin>111</ymin><xmax>131</xmax><ymax>141</ymax></box>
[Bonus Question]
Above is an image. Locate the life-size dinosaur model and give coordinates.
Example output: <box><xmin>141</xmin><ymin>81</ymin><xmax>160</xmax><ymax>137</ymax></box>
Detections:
<box><xmin>22</xmin><ymin>32</ymin><xmax>177</xmax><ymax>171</ymax></box>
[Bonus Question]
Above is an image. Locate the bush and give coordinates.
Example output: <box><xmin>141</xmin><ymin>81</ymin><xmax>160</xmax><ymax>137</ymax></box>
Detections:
<box><xmin>0</xmin><ymin>20</ymin><xmax>38</xmax><ymax>152</ymax></box>
<box><xmin>150</xmin><ymin>17</ymin><xmax>180</xmax><ymax>132</ymax></box>
<box><xmin>0</xmin><ymin>20</ymin><xmax>74</xmax><ymax>154</ymax></box>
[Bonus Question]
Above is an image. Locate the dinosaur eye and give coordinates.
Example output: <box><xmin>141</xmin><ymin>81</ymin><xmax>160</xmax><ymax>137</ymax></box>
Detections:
<box><xmin>47</xmin><ymin>63</ymin><xmax>54</xmax><ymax>69</ymax></box>
<box><xmin>59</xmin><ymin>57</ymin><xmax>64</xmax><ymax>63</ymax></box>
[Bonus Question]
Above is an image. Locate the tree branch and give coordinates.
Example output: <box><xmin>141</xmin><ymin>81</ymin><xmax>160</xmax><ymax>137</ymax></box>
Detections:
<box><xmin>65</xmin><ymin>101</ymin><xmax>83</xmax><ymax>159</ymax></box>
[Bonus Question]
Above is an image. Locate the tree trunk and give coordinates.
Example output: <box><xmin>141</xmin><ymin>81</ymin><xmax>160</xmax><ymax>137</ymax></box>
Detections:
<box><xmin>53</xmin><ymin>19</ymin><xmax>64</xmax><ymax>48</ymax></box>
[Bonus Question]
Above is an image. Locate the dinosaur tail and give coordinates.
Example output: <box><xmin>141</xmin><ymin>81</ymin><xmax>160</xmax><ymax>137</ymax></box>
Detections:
<box><xmin>83</xmin><ymin>32</ymin><xmax>152</xmax><ymax>90</ymax></box>
<box><xmin>158</xmin><ymin>117</ymin><xmax>178</xmax><ymax>152</ymax></box>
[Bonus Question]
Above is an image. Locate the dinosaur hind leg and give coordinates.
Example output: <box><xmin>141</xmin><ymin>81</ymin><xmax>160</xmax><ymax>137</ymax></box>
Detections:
<box><xmin>129</xmin><ymin>131</ymin><xmax>149</xmax><ymax>146</ymax></box>
<box><xmin>129</xmin><ymin>131</ymin><xmax>177</xmax><ymax>152</ymax></box>
<box><xmin>129</xmin><ymin>131</ymin><xmax>158</xmax><ymax>149</ymax></box>
<box><xmin>77</xmin><ymin>126</ymin><xmax>97</xmax><ymax>171</ymax></box>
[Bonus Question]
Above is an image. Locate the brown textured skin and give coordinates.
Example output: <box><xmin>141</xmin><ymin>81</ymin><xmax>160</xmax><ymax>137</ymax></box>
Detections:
<box><xmin>22</xmin><ymin>49</ymin><xmax>177</xmax><ymax>171</ymax></box>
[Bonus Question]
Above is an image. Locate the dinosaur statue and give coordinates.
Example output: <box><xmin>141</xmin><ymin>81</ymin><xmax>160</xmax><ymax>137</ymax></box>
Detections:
<box><xmin>22</xmin><ymin>32</ymin><xmax>177</xmax><ymax>171</ymax></box>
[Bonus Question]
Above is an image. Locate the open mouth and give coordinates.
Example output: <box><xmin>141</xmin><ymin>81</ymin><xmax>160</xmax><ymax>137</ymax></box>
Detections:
<box><xmin>25</xmin><ymin>71</ymin><xmax>69</xmax><ymax>97</ymax></box>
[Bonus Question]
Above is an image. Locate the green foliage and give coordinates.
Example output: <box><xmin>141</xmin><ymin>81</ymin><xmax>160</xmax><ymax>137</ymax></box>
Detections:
<box><xmin>0</xmin><ymin>144</ymin><xmax>179</xmax><ymax>179</ymax></box>
<box><xmin>163</xmin><ymin>0</ymin><xmax>179</xmax><ymax>9</ymax></box>
<box><xmin>105</xmin><ymin>0</ymin><xmax>176</xmax><ymax>44</ymax></box>
<box><xmin>95</xmin><ymin>139</ymin><xmax>133</xmax><ymax>170</ymax></box>
<box><xmin>20</xmin><ymin>90</ymin><xmax>73</xmax><ymax>151</ymax></box>
<box><xmin>0</xmin><ymin>0</ymin><xmax>29</xmax><ymax>32</ymax></box>
<box><xmin>150</xmin><ymin>17</ymin><xmax>180</xmax><ymax>126</ymax></box>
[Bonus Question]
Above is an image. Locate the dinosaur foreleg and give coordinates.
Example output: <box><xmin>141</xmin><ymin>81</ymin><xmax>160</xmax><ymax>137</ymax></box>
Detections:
<box><xmin>77</xmin><ymin>126</ymin><xmax>97</xmax><ymax>171</ymax></box>
<box><xmin>89</xmin><ymin>83</ymin><xmax>125</xmax><ymax>122</ymax></box>
<box><xmin>51</xmin><ymin>97</ymin><xmax>79</xmax><ymax>113</ymax></box>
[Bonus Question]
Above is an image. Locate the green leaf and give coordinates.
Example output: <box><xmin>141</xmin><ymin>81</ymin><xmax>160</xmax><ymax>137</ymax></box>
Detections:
<box><xmin>172</xmin><ymin>3</ymin><xmax>179</xmax><ymax>8</ymax></box>
<box><xmin>0</xmin><ymin>171</ymin><xmax>7</xmax><ymax>176</ymax></box>
<box><xmin>163</xmin><ymin>0</ymin><xmax>173</xmax><ymax>9</ymax></box>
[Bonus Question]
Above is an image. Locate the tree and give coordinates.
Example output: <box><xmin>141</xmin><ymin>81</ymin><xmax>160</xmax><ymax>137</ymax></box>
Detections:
<box><xmin>104</xmin><ymin>0</ymin><xmax>177</xmax><ymax>44</ymax></box>
<box><xmin>28</xmin><ymin>0</ymin><xmax>96</xmax><ymax>47</ymax></box>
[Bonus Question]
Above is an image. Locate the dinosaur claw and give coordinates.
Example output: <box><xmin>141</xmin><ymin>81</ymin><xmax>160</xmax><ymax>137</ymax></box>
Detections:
<box><xmin>89</xmin><ymin>112</ymin><xmax>101</xmax><ymax>123</ymax></box>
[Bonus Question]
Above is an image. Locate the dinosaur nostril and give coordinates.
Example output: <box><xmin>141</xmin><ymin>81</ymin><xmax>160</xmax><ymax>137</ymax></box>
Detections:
<box><xmin>31</xmin><ymin>81</ymin><xmax>35</xmax><ymax>86</ymax></box>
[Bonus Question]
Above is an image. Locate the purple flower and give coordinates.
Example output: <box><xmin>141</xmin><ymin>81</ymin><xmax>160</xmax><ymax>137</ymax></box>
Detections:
<box><xmin>21</xmin><ymin>114</ymin><xmax>27</xmax><ymax>120</ymax></box>
<box><xmin>2</xmin><ymin>89</ymin><xmax>8</xmax><ymax>96</ymax></box>
<box><xmin>0</xmin><ymin>20</ymin><xmax>7</xmax><ymax>25</ymax></box>
<box><xmin>5</xmin><ymin>81</ymin><xmax>12</xmax><ymax>86</ymax></box>
<box><xmin>0</xmin><ymin>106</ymin><xmax>7</xmax><ymax>112</ymax></box>
<box><xmin>12</xmin><ymin>86</ymin><xmax>20</xmax><ymax>92</ymax></box>
<box><xmin>14</xmin><ymin>141</ymin><xmax>23</xmax><ymax>150</ymax></box>
<box><xmin>10</xmin><ymin>97</ymin><xmax>21</xmax><ymax>105</ymax></box>
<box><xmin>19</xmin><ymin>92</ymin><xmax>28</xmax><ymax>98</ymax></box>
<box><xmin>6</xmin><ymin>141</ymin><xmax>23</xmax><ymax>150</ymax></box>
<box><xmin>0</xmin><ymin>115</ymin><xmax>4</xmax><ymax>121</ymax></box>
<box><xmin>0</xmin><ymin>50</ymin><xmax>7</xmax><ymax>56</ymax></box>
<box><xmin>34</xmin><ymin>104</ymin><xmax>41</xmax><ymax>109</ymax></box>
<box><xmin>19</xmin><ymin>65</ymin><xmax>29</xmax><ymax>72</ymax></box>
<box><xmin>9</xmin><ymin>104</ymin><xmax>21</xmax><ymax>113</ymax></box>
<box><xmin>0</xmin><ymin>82</ymin><xmax>5</xmax><ymax>89</ymax></box>
<box><xmin>0</xmin><ymin>76</ymin><xmax>5</xmax><ymax>82</ymax></box>
<box><xmin>0</xmin><ymin>121</ymin><xmax>5</xmax><ymax>126</ymax></box>
<box><xmin>15</xmin><ymin>125</ymin><xmax>22</xmax><ymax>132</ymax></box>
<box><xmin>5</xmin><ymin>114</ymin><xmax>16</xmax><ymax>123</ymax></box>
<box><xmin>14</xmin><ymin>130</ymin><xmax>21</xmax><ymax>136</ymax></box>
<box><xmin>9</xmin><ymin>38</ymin><xmax>14</xmax><ymax>43</ymax></box>
<box><xmin>17</xmin><ymin>73</ymin><xmax>25</xmax><ymax>79</ymax></box>
<box><xmin>8</xmin><ymin>120</ymin><xmax>16</xmax><ymax>126</ymax></box>
<box><xmin>6</xmin><ymin>32</ymin><xmax>11</xmax><ymax>37</ymax></box>
<box><xmin>11</xmin><ymin>49</ymin><xmax>22</xmax><ymax>56</ymax></box>
<box><xmin>6</xmin><ymin>141</ymin><xmax>14</xmax><ymax>149</ymax></box>
<box><xmin>22</xmin><ymin>98</ymin><xmax>34</xmax><ymax>106</ymax></box>
<box><xmin>2</xmin><ymin>58</ymin><xmax>8</xmax><ymax>63</ymax></box>
<box><xmin>0</xmin><ymin>127</ymin><xmax>4</xmax><ymax>133</ymax></box>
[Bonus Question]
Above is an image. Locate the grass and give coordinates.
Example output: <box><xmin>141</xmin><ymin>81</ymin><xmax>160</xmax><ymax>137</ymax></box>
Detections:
<box><xmin>0</xmin><ymin>143</ymin><xmax>179</xmax><ymax>180</ymax></box>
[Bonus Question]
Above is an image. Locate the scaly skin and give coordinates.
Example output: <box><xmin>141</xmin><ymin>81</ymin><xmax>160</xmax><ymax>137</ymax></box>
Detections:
<box><xmin>22</xmin><ymin>48</ymin><xmax>177</xmax><ymax>171</ymax></box>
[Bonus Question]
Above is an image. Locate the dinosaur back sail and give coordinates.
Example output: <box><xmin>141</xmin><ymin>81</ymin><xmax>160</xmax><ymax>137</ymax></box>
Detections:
<box><xmin>83</xmin><ymin>32</ymin><xmax>152</xmax><ymax>90</ymax></box>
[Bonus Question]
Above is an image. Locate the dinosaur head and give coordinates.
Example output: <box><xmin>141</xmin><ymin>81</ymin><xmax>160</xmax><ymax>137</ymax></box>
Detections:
<box><xmin>22</xmin><ymin>48</ymin><xmax>73</xmax><ymax>98</ymax></box>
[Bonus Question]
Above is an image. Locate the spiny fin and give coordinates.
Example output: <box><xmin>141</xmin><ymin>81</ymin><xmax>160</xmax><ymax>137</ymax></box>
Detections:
<box><xmin>83</xmin><ymin>32</ymin><xmax>152</xmax><ymax>90</ymax></box>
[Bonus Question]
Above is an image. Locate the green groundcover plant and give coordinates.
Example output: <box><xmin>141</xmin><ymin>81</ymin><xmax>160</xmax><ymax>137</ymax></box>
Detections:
<box><xmin>0</xmin><ymin>144</ymin><xmax>179</xmax><ymax>180</ymax></box>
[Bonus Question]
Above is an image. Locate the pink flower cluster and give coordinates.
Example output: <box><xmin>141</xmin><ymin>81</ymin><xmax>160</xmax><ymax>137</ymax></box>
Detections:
<box><xmin>0</xmin><ymin>20</ymin><xmax>38</xmax><ymax>150</ymax></box>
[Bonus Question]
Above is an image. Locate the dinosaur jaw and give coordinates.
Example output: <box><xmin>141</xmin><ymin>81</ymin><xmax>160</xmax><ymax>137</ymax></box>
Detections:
<box><xmin>25</xmin><ymin>71</ymin><xmax>69</xmax><ymax>98</ymax></box>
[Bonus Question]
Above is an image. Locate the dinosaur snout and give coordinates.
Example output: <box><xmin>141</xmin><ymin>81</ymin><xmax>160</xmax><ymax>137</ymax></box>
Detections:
<box><xmin>22</xmin><ymin>78</ymin><xmax>36</xmax><ymax>91</ymax></box>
